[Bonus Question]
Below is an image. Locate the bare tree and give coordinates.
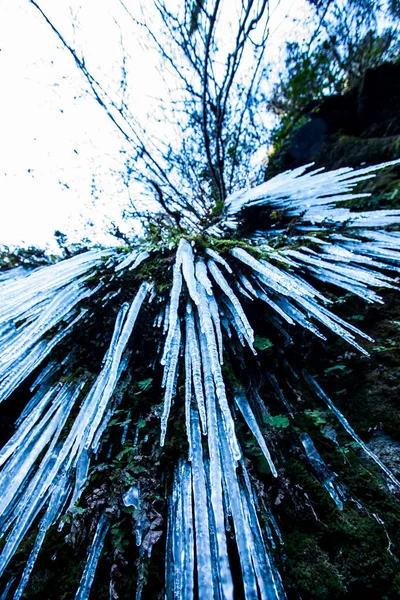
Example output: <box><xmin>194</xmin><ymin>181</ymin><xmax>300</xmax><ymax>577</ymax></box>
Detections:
<box><xmin>29</xmin><ymin>0</ymin><xmax>271</xmax><ymax>233</ymax></box>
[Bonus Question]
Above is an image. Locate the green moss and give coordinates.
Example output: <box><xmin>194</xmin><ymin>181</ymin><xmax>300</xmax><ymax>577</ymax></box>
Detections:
<box><xmin>283</xmin><ymin>533</ymin><xmax>346</xmax><ymax>598</ymax></box>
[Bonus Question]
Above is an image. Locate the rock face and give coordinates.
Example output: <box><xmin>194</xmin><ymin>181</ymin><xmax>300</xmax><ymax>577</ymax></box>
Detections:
<box><xmin>263</xmin><ymin>62</ymin><xmax>400</xmax><ymax>600</ymax></box>
<box><xmin>368</xmin><ymin>432</ymin><xmax>400</xmax><ymax>480</ymax></box>
<box><xmin>266</xmin><ymin>61</ymin><xmax>400</xmax><ymax>177</ymax></box>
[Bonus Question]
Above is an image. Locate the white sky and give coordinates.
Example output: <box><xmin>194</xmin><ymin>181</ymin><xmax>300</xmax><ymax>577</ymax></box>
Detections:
<box><xmin>0</xmin><ymin>0</ymin><xmax>311</xmax><ymax>251</ymax></box>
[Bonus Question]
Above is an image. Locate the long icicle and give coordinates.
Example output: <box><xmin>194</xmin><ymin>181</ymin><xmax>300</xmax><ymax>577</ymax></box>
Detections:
<box><xmin>167</xmin><ymin>461</ymin><xmax>195</xmax><ymax>600</ymax></box>
<box><xmin>185</xmin><ymin>303</ymin><xmax>207</xmax><ymax>434</ymax></box>
<box><xmin>75</xmin><ymin>514</ymin><xmax>110</xmax><ymax>600</ymax></box>
<box><xmin>240</xmin><ymin>463</ymin><xmax>286</xmax><ymax>600</ymax></box>
<box><xmin>218</xmin><ymin>411</ymin><xmax>259</xmax><ymax>600</ymax></box>
<box><xmin>184</xmin><ymin>333</ymin><xmax>193</xmax><ymax>461</ymax></box>
<box><xmin>161</xmin><ymin>323</ymin><xmax>181</xmax><ymax>446</ymax></box>
<box><xmin>190</xmin><ymin>407</ymin><xmax>214</xmax><ymax>598</ymax></box>
<box><xmin>304</xmin><ymin>371</ymin><xmax>400</xmax><ymax>488</ymax></box>
<box><xmin>199</xmin><ymin>328</ymin><xmax>234</xmax><ymax>600</ymax></box>
<box><xmin>0</xmin><ymin>283</ymin><xmax>151</xmax><ymax>579</ymax></box>
<box><xmin>300</xmin><ymin>432</ymin><xmax>344</xmax><ymax>510</ymax></box>
<box><xmin>234</xmin><ymin>390</ymin><xmax>278</xmax><ymax>477</ymax></box>
<box><xmin>196</xmin><ymin>278</ymin><xmax>241</xmax><ymax>462</ymax></box>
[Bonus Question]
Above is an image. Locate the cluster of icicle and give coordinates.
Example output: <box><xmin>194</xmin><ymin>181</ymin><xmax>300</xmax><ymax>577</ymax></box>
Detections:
<box><xmin>0</xmin><ymin>160</ymin><xmax>400</xmax><ymax>599</ymax></box>
<box><xmin>0</xmin><ymin>250</ymin><xmax>154</xmax><ymax>599</ymax></box>
<box><xmin>211</xmin><ymin>159</ymin><xmax>400</xmax><ymax>234</ymax></box>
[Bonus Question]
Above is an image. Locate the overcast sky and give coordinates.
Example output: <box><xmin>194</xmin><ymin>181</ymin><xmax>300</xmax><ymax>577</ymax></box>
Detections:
<box><xmin>0</xmin><ymin>0</ymin><xmax>310</xmax><ymax>251</ymax></box>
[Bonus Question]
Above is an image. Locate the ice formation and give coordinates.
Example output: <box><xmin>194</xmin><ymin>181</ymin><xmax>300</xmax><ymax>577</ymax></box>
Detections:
<box><xmin>0</xmin><ymin>160</ymin><xmax>400</xmax><ymax>598</ymax></box>
<box><xmin>0</xmin><ymin>272</ymin><xmax>152</xmax><ymax>594</ymax></box>
<box><xmin>75</xmin><ymin>514</ymin><xmax>110</xmax><ymax>600</ymax></box>
<box><xmin>300</xmin><ymin>432</ymin><xmax>344</xmax><ymax>510</ymax></box>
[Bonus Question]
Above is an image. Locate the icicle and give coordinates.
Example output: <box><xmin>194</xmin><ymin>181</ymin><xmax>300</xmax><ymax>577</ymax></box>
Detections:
<box><xmin>232</xmin><ymin>247</ymin><xmax>325</xmax><ymax>303</ymax></box>
<box><xmin>259</xmin><ymin>501</ymin><xmax>285</xmax><ymax>548</ymax></box>
<box><xmin>300</xmin><ymin>433</ymin><xmax>343</xmax><ymax>510</ymax></box>
<box><xmin>274</xmin><ymin>297</ymin><xmax>326</xmax><ymax>340</ymax></box>
<box><xmin>0</xmin><ymin>459</ymin><xmax>72</xmax><ymax>579</ymax></box>
<box><xmin>115</xmin><ymin>249</ymin><xmax>139</xmax><ymax>272</ymax></box>
<box><xmin>236</xmin><ymin>280</ymin><xmax>254</xmax><ymax>300</ymax></box>
<box><xmin>92</xmin><ymin>399</ymin><xmax>122</xmax><ymax>456</ymax></box>
<box><xmin>13</xmin><ymin>473</ymin><xmax>72</xmax><ymax>600</ymax></box>
<box><xmin>304</xmin><ymin>372</ymin><xmax>400</xmax><ymax>489</ymax></box>
<box><xmin>269</xmin><ymin>512</ymin><xmax>284</xmax><ymax>547</ymax></box>
<box><xmin>163</xmin><ymin>300</ymin><xmax>171</xmax><ymax>334</ymax></box>
<box><xmin>221</xmin><ymin>314</ymin><xmax>233</xmax><ymax>338</ymax></box>
<box><xmin>0</xmin><ymin>382</ymin><xmax>82</xmax><ymax>522</ymax></box>
<box><xmin>222</xmin><ymin>299</ymin><xmax>245</xmax><ymax>347</ymax></box>
<box><xmin>256</xmin><ymin>286</ymin><xmax>295</xmax><ymax>325</ymax></box>
<box><xmin>204</xmin><ymin>456</ymin><xmax>225</xmax><ymax>596</ymax></box>
<box><xmin>232</xmin><ymin>248</ymin><xmax>371</xmax><ymax>353</ymax></box>
<box><xmin>0</xmin><ymin>307</ymin><xmax>86</xmax><ymax>404</ymax></box>
<box><xmin>223</xmin><ymin>159</ymin><xmax>400</xmax><ymax>221</ymax></box>
<box><xmin>83</xmin><ymin>282</ymin><xmax>152</xmax><ymax>448</ymax></box>
<box><xmin>240</xmin><ymin>462</ymin><xmax>286</xmax><ymax>599</ymax></box>
<box><xmin>312</xmin><ymin>242</ymin><xmax>390</xmax><ymax>269</ymax></box>
<box><xmin>0</xmin><ymin>265</ymin><xmax>27</xmax><ymax>283</ymax></box>
<box><xmin>185</xmin><ymin>328</ymin><xmax>193</xmax><ymax>461</ymax></box>
<box><xmin>305</xmin><ymin>207</ymin><xmax>400</xmax><ymax>228</ymax></box>
<box><xmin>190</xmin><ymin>408</ymin><xmax>214</xmax><ymax>598</ymax></box>
<box><xmin>287</xmin><ymin>248</ymin><xmax>395</xmax><ymax>292</ymax></box>
<box><xmin>372</xmin><ymin>513</ymin><xmax>394</xmax><ymax>556</ymax></box>
<box><xmin>218</xmin><ymin>415</ymin><xmax>259</xmax><ymax>600</ymax></box>
<box><xmin>181</xmin><ymin>462</ymin><xmax>195</xmax><ymax>599</ymax></box>
<box><xmin>234</xmin><ymin>390</ymin><xmax>277</xmax><ymax>477</ymax></box>
<box><xmin>185</xmin><ymin>303</ymin><xmax>207</xmax><ymax>434</ymax></box>
<box><xmin>129</xmin><ymin>251</ymin><xmax>150</xmax><ymax>271</ymax></box>
<box><xmin>315</xmin><ymin>303</ymin><xmax>373</xmax><ymax>342</ymax></box>
<box><xmin>102</xmin><ymin>288</ymin><xmax>122</xmax><ymax>307</ymax></box>
<box><xmin>268</xmin><ymin>374</ymin><xmax>294</xmax><ymax>417</ymax></box>
<box><xmin>195</xmin><ymin>259</ymin><xmax>213</xmax><ymax>295</ymax></box>
<box><xmin>172</xmin><ymin>462</ymin><xmax>187</xmax><ymax>598</ymax></box>
<box><xmin>75</xmin><ymin>514</ymin><xmax>110</xmax><ymax>600</ymax></box>
<box><xmin>264</xmin><ymin>518</ymin><xmax>276</xmax><ymax>549</ymax></box>
<box><xmin>208</xmin><ymin>260</ymin><xmax>255</xmax><ymax>353</ymax></box>
<box><xmin>69</xmin><ymin>448</ymin><xmax>90</xmax><ymax>510</ymax></box>
<box><xmin>196</xmin><ymin>281</ymin><xmax>241</xmax><ymax>462</ymax></box>
<box><xmin>29</xmin><ymin>360</ymin><xmax>57</xmax><ymax>392</ymax></box>
<box><xmin>179</xmin><ymin>239</ymin><xmax>200</xmax><ymax>305</ymax></box>
<box><xmin>0</xmin><ymin>385</ymin><xmax>59</xmax><ymax>466</ymax></box>
<box><xmin>0</xmin><ymin>577</ymin><xmax>15</xmax><ymax>600</ymax></box>
<box><xmin>208</xmin><ymin>294</ymin><xmax>224</xmax><ymax>364</ymax></box>
<box><xmin>199</xmin><ymin>330</ymin><xmax>234</xmax><ymax>600</ymax></box>
<box><xmin>205</xmin><ymin>248</ymin><xmax>233</xmax><ymax>273</ymax></box>
<box><xmin>0</xmin><ymin>250</ymin><xmax>107</xmax><ymax>327</ymax></box>
<box><xmin>154</xmin><ymin>307</ymin><xmax>165</xmax><ymax>329</ymax></box>
<box><xmin>161</xmin><ymin>252</ymin><xmax>182</xmax><ymax>366</ymax></box>
<box><xmin>160</xmin><ymin>323</ymin><xmax>181</xmax><ymax>446</ymax></box>
<box><xmin>0</xmin><ymin>284</ymin><xmax>150</xmax><ymax>576</ymax></box>
<box><xmin>121</xmin><ymin>410</ymin><xmax>131</xmax><ymax>445</ymax></box>
<box><xmin>239</xmin><ymin>275</ymin><xmax>258</xmax><ymax>298</ymax></box>
<box><xmin>166</xmin><ymin>461</ymin><xmax>194</xmax><ymax>600</ymax></box>
<box><xmin>115</xmin><ymin>248</ymin><xmax>150</xmax><ymax>273</ymax></box>
<box><xmin>304</xmin><ymin>266</ymin><xmax>383</xmax><ymax>303</ymax></box>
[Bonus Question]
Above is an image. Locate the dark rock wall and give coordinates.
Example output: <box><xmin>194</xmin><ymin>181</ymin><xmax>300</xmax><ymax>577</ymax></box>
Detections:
<box><xmin>266</xmin><ymin>62</ymin><xmax>400</xmax><ymax>176</ymax></box>
<box><xmin>264</xmin><ymin>61</ymin><xmax>400</xmax><ymax>600</ymax></box>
